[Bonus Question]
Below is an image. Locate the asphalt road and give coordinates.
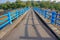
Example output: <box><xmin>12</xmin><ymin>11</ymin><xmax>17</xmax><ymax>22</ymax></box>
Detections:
<box><xmin>1</xmin><ymin>9</ymin><xmax>57</xmax><ymax>40</ymax></box>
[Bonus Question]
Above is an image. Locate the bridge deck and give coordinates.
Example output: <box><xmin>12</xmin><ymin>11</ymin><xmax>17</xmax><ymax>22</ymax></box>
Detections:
<box><xmin>1</xmin><ymin>9</ymin><xmax>57</xmax><ymax>40</ymax></box>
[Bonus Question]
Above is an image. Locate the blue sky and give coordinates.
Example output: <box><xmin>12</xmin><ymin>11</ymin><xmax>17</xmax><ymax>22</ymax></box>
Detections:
<box><xmin>0</xmin><ymin>0</ymin><xmax>60</xmax><ymax>3</ymax></box>
<box><xmin>0</xmin><ymin>0</ymin><xmax>16</xmax><ymax>3</ymax></box>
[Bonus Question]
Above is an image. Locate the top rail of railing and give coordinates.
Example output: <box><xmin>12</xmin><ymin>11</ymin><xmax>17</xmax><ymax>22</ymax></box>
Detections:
<box><xmin>33</xmin><ymin>7</ymin><xmax>60</xmax><ymax>26</ymax></box>
<box><xmin>0</xmin><ymin>7</ymin><xmax>30</xmax><ymax>30</ymax></box>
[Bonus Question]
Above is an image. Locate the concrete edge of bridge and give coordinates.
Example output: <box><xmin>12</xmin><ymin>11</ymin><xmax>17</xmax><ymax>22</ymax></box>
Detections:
<box><xmin>34</xmin><ymin>10</ymin><xmax>60</xmax><ymax>40</ymax></box>
<box><xmin>0</xmin><ymin>9</ymin><xmax>30</xmax><ymax>40</ymax></box>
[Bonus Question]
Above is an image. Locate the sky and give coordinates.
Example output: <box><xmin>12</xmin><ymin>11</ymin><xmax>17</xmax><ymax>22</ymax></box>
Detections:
<box><xmin>0</xmin><ymin>0</ymin><xmax>60</xmax><ymax>3</ymax></box>
<box><xmin>0</xmin><ymin>0</ymin><xmax>16</xmax><ymax>3</ymax></box>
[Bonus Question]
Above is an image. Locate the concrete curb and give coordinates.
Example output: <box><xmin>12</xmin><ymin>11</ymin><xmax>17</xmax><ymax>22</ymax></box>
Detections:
<box><xmin>0</xmin><ymin>9</ymin><xmax>30</xmax><ymax>40</ymax></box>
<box><xmin>34</xmin><ymin>10</ymin><xmax>60</xmax><ymax>40</ymax></box>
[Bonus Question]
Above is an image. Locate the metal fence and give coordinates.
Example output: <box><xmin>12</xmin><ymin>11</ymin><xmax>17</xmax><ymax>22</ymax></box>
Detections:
<box><xmin>33</xmin><ymin>7</ymin><xmax>60</xmax><ymax>26</ymax></box>
<box><xmin>0</xmin><ymin>7</ymin><xmax>29</xmax><ymax>30</ymax></box>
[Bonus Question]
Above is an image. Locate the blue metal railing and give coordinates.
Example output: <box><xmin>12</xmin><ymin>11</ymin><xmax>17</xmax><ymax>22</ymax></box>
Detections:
<box><xmin>0</xmin><ymin>7</ymin><xmax>29</xmax><ymax>30</ymax></box>
<box><xmin>56</xmin><ymin>14</ymin><xmax>60</xmax><ymax>25</ymax></box>
<box><xmin>33</xmin><ymin>7</ymin><xmax>60</xmax><ymax>26</ymax></box>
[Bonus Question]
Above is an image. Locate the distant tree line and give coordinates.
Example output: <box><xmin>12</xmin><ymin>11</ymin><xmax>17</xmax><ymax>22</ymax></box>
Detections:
<box><xmin>0</xmin><ymin>1</ymin><xmax>27</xmax><ymax>10</ymax></box>
<box><xmin>39</xmin><ymin>1</ymin><xmax>60</xmax><ymax>12</ymax></box>
<box><xmin>31</xmin><ymin>1</ymin><xmax>60</xmax><ymax>12</ymax></box>
<box><xmin>0</xmin><ymin>1</ymin><xmax>60</xmax><ymax>12</ymax></box>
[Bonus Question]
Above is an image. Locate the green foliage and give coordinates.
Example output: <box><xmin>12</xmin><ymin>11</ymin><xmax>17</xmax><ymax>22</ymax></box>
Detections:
<box><xmin>0</xmin><ymin>1</ymin><xmax>60</xmax><ymax>11</ymax></box>
<box><xmin>39</xmin><ymin>1</ymin><xmax>60</xmax><ymax>11</ymax></box>
<box><xmin>1</xmin><ymin>4</ymin><xmax>8</xmax><ymax>10</ymax></box>
<box><xmin>0</xmin><ymin>1</ymin><xmax>27</xmax><ymax>10</ymax></box>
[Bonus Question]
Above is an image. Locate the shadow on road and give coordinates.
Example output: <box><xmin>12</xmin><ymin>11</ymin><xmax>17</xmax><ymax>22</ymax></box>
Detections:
<box><xmin>20</xmin><ymin>10</ymin><xmax>57</xmax><ymax>40</ymax></box>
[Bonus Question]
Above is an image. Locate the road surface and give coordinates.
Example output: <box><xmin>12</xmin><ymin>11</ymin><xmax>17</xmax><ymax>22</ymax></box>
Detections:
<box><xmin>1</xmin><ymin>9</ymin><xmax>57</xmax><ymax>40</ymax></box>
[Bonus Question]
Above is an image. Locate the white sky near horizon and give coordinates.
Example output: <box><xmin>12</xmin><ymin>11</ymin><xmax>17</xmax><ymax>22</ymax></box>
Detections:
<box><xmin>0</xmin><ymin>0</ymin><xmax>60</xmax><ymax>3</ymax></box>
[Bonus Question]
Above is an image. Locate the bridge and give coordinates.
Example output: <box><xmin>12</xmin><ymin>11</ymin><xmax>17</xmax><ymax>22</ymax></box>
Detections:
<box><xmin>0</xmin><ymin>7</ymin><xmax>60</xmax><ymax>40</ymax></box>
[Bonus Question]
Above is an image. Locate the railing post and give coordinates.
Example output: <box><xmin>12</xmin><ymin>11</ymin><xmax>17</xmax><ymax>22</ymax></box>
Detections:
<box><xmin>51</xmin><ymin>11</ymin><xmax>56</xmax><ymax>24</ymax></box>
<box><xmin>23</xmin><ymin>9</ymin><xmax>24</xmax><ymax>14</ymax></box>
<box><xmin>21</xmin><ymin>9</ymin><xmax>23</xmax><ymax>15</ymax></box>
<box><xmin>20</xmin><ymin>10</ymin><xmax>22</xmax><ymax>16</ymax></box>
<box><xmin>56</xmin><ymin>13</ymin><xmax>60</xmax><ymax>26</ymax></box>
<box><xmin>16</xmin><ymin>10</ymin><xmax>19</xmax><ymax>19</ymax></box>
<box><xmin>8</xmin><ymin>11</ymin><xmax>12</xmax><ymax>24</ymax></box>
<box><xmin>44</xmin><ymin>10</ymin><xmax>47</xmax><ymax>18</ymax></box>
<box><xmin>42</xmin><ymin>10</ymin><xmax>44</xmax><ymax>15</ymax></box>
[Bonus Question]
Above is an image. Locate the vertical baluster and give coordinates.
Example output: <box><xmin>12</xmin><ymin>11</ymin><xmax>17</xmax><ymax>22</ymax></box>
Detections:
<box><xmin>56</xmin><ymin>13</ymin><xmax>60</xmax><ymax>26</ymax></box>
<box><xmin>44</xmin><ymin>10</ymin><xmax>48</xmax><ymax>18</ymax></box>
<box><xmin>8</xmin><ymin>11</ymin><xmax>12</xmax><ymax>24</ymax></box>
<box><xmin>16</xmin><ymin>10</ymin><xmax>19</xmax><ymax>19</ymax></box>
<box><xmin>51</xmin><ymin>11</ymin><xmax>57</xmax><ymax>24</ymax></box>
<box><xmin>20</xmin><ymin>10</ymin><xmax>22</xmax><ymax>15</ymax></box>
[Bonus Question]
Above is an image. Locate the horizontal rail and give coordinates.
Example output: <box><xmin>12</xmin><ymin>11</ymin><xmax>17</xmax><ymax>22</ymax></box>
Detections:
<box><xmin>33</xmin><ymin>7</ymin><xmax>60</xmax><ymax>26</ymax></box>
<box><xmin>0</xmin><ymin>7</ymin><xmax>30</xmax><ymax>30</ymax></box>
